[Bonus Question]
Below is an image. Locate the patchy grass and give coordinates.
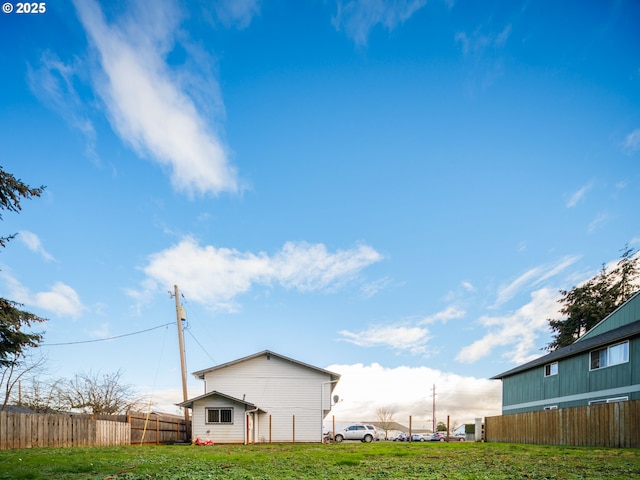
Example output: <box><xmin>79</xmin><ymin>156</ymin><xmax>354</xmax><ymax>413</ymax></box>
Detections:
<box><xmin>0</xmin><ymin>441</ymin><xmax>639</xmax><ymax>479</ymax></box>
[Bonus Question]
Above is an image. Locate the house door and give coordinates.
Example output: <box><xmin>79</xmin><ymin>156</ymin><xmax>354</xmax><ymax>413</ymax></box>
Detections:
<box><xmin>246</xmin><ymin>413</ymin><xmax>254</xmax><ymax>444</ymax></box>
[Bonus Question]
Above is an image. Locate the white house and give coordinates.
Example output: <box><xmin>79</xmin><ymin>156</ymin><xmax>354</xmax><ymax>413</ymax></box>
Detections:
<box><xmin>178</xmin><ymin>350</ymin><xmax>341</xmax><ymax>444</ymax></box>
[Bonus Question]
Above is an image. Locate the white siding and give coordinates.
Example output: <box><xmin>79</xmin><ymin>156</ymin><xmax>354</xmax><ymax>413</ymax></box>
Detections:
<box><xmin>191</xmin><ymin>397</ymin><xmax>246</xmax><ymax>444</ymax></box>
<box><xmin>203</xmin><ymin>354</ymin><xmax>334</xmax><ymax>442</ymax></box>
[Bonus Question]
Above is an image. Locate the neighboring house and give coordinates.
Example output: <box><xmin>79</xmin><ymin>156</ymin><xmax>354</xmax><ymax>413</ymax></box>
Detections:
<box><xmin>492</xmin><ymin>291</ymin><xmax>640</xmax><ymax>414</ymax></box>
<box><xmin>178</xmin><ymin>350</ymin><xmax>340</xmax><ymax>444</ymax></box>
<box><xmin>452</xmin><ymin>424</ymin><xmax>466</xmax><ymax>436</ymax></box>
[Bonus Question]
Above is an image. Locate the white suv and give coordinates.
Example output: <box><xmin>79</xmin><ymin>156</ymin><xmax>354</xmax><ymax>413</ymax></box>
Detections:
<box><xmin>334</xmin><ymin>424</ymin><xmax>378</xmax><ymax>443</ymax></box>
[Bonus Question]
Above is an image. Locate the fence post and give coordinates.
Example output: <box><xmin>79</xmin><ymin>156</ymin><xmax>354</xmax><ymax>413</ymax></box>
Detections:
<box><xmin>409</xmin><ymin>415</ymin><xmax>412</xmax><ymax>442</ymax></box>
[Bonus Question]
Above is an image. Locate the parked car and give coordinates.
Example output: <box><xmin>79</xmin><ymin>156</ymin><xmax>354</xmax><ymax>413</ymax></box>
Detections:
<box><xmin>411</xmin><ymin>433</ymin><xmax>430</xmax><ymax>442</ymax></box>
<box><xmin>334</xmin><ymin>424</ymin><xmax>379</xmax><ymax>443</ymax></box>
<box><xmin>430</xmin><ymin>432</ymin><xmax>466</xmax><ymax>442</ymax></box>
<box><xmin>393</xmin><ymin>432</ymin><xmax>409</xmax><ymax>442</ymax></box>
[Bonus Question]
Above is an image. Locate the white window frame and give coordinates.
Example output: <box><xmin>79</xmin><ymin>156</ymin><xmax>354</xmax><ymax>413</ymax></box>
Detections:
<box><xmin>544</xmin><ymin>362</ymin><xmax>558</xmax><ymax>377</ymax></box>
<box><xmin>543</xmin><ymin>405</ymin><xmax>558</xmax><ymax>410</ymax></box>
<box><xmin>589</xmin><ymin>341</ymin><xmax>629</xmax><ymax>370</ymax></box>
<box><xmin>205</xmin><ymin>407</ymin><xmax>234</xmax><ymax>425</ymax></box>
<box><xmin>589</xmin><ymin>396</ymin><xmax>628</xmax><ymax>406</ymax></box>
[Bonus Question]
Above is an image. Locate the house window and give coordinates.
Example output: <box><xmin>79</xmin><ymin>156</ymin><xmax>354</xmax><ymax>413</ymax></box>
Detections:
<box><xmin>544</xmin><ymin>406</ymin><xmax>558</xmax><ymax>410</ymax></box>
<box><xmin>590</xmin><ymin>341</ymin><xmax>629</xmax><ymax>370</ymax></box>
<box><xmin>544</xmin><ymin>362</ymin><xmax>558</xmax><ymax>377</ymax></box>
<box><xmin>206</xmin><ymin>407</ymin><xmax>233</xmax><ymax>424</ymax></box>
<box><xmin>589</xmin><ymin>396</ymin><xmax>628</xmax><ymax>406</ymax></box>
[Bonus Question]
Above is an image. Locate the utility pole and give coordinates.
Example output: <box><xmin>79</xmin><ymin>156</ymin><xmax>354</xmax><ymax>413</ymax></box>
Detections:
<box><xmin>431</xmin><ymin>384</ymin><xmax>436</xmax><ymax>432</ymax></box>
<box><xmin>173</xmin><ymin>285</ymin><xmax>190</xmax><ymax>438</ymax></box>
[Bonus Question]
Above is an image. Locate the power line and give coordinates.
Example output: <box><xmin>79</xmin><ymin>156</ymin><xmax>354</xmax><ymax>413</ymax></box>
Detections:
<box><xmin>184</xmin><ymin>325</ymin><xmax>217</xmax><ymax>365</ymax></box>
<box><xmin>40</xmin><ymin>322</ymin><xmax>174</xmax><ymax>346</ymax></box>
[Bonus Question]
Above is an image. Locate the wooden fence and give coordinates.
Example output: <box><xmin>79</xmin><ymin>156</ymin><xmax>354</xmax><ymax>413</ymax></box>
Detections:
<box><xmin>485</xmin><ymin>399</ymin><xmax>640</xmax><ymax>447</ymax></box>
<box><xmin>0</xmin><ymin>411</ymin><xmax>188</xmax><ymax>450</ymax></box>
<box><xmin>128</xmin><ymin>412</ymin><xmax>188</xmax><ymax>445</ymax></box>
<box><xmin>0</xmin><ymin>412</ymin><xmax>130</xmax><ymax>449</ymax></box>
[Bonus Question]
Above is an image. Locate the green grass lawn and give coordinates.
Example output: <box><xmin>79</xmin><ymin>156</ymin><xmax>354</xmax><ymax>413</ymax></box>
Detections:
<box><xmin>0</xmin><ymin>442</ymin><xmax>639</xmax><ymax>479</ymax></box>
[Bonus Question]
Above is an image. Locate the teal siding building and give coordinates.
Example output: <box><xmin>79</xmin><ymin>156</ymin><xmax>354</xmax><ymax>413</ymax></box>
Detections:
<box><xmin>492</xmin><ymin>291</ymin><xmax>640</xmax><ymax>414</ymax></box>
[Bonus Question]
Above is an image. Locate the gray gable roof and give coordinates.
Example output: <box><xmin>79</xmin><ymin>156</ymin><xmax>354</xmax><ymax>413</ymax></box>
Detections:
<box><xmin>492</xmin><ymin>319</ymin><xmax>640</xmax><ymax>380</ymax></box>
<box><xmin>492</xmin><ymin>290</ymin><xmax>640</xmax><ymax>380</ymax></box>
<box><xmin>176</xmin><ymin>390</ymin><xmax>267</xmax><ymax>413</ymax></box>
<box><xmin>191</xmin><ymin>349</ymin><xmax>341</xmax><ymax>381</ymax></box>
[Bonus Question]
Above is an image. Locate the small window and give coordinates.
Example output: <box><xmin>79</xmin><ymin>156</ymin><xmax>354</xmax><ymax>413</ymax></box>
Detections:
<box><xmin>589</xmin><ymin>396</ymin><xmax>628</xmax><ymax>406</ymax></box>
<box><xmin>206</xmin><ymin>407</ymin><xmax>233</xmax><ymax>424</ymax></box>
<box><xmin>590</xmin><ymin>341</ymin><xmax>629</xmax><ymax>370</ymax></box>
<box><xmin>544</xmin><ymin>362</ymin><xmax>558</xmax><ymax>377</ymax></box>
<box><xmin>544</xmin><ymin>406</ymin><xmax>558</xmax><ymax>410</ymax></box>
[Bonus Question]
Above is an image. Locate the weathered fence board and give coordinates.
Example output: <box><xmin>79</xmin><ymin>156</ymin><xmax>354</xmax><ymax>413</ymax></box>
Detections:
<box><xmin>485</xmin><ymin>399</ymin><xmax>640</xmax><ymax>447</ymax></box>
<box><xmin>0</xmin><ymin>412</ymin><xmax>130</xmax><ymax>450</ymax></box>
<box><xmin>128</xmin><ymin>413</ymin><xmax>187</xmax><ymax>445</ymax></box>
<box><xmin>0</xmin><ymin>411</ymin><xmax>185</xmax><ymax>449</ymax></box>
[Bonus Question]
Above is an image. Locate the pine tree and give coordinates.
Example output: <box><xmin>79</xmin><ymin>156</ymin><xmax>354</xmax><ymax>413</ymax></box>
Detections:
<box><xmin>546</xmin><ymin>245</ymin><xmax>639</xmax><ymax>351</ymax></box>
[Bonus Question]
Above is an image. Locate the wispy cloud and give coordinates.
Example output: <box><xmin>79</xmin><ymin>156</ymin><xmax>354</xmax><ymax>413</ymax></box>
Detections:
<box><xmin>566</xmin><ymin>183</ymin><xmax>592</xmax><ymax>208</ymax></box>
<box><xmin>338</xmin><ymin>324</ymin><xmax>431</xmax><ymax>354</ymax></box>
<box><xmin>456</xmin><ymin>286</ymin><xmax>559</xmax><ymax>364</ymax></box>
<box><xmin>419</xmin><ymin>305</ymin><xmax>465</xmax><ymax>325</ymax></box>
<box><xmin>461</xmin><ymin>281</ymin><xmax>475</xmax><ymax>292</ymax></box>
<box><xmin>492</xmin><ymin>255</ymin><xmax>579</xmax><ymax>308</ymax></box>
<box><xmin>136</xmin><ymin>237</ymin><xmax>383</xmax><ymax>311</ymax></box>
<box><xmin>623</xmin><ymin>128</ymin><xmax>640</xmax><ymax>154</ymax></box>
<box><xmin>455</xmin><ymin>24</ymin><xmax>512</xmax><ymax>92</ymax></box>
<box><xmin>73</xmin><ymin>0</ymin><xmax>238</xmax><ymax>196</ymax></box>
<box><xmin>1</xmin><ymin>272</ymin><xmax>85</xmax><ymax>319</ymax></box>
<box><xmin>332</xmin><ymin>0</ymin><xmax>428</xmax><ymax>47</ymax></box>
<box><xmin>27</xmin><ymin>52</ymin><xmax>99</xmax><ymax>164</ymax></box>
<box><xmin>337</xmin><ymin>304</ymin><xmax>463</xmax><ymax>355</ymax></box>
<box><xmin>18</xmin><ymin>231</ymin><xmax>55</xmax><ymax>262</ymax></box>
<box><xmin>455</xmin><ymin>24</ymin><xmax>512</xmax><ymax>57</ymax></box>
<box><xmin>212</xmin><ymin>0</ymin><xmax>261</xmax><ymax>29</ymax></box>
<box><xmin>588</xmin><ymin>212</ymin><xmax>609</xmax><ymax>233</ymax></box>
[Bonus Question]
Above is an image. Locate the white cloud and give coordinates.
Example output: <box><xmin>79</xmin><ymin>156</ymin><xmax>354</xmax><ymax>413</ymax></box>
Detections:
<box><xmin>336</xmin><ymin>305</ymin><xmax>464</xmax><ymax>355</ymax></box>
<box><xmin>139</xmin><ymin>237</ymin><xmax>383</xmax><ymax>310</ymax></box>
<box><xmin>73</xmin><ymin>0</ymin><xmax>237</xmax><ymax>196</ymax></box>
<box><xmin>1</xmin><ymin>273</ymin><xmax>85</xmax><ymax>319</ymax></box>
<box><xmin>492</xmin><ymin>255</ymin><xmax>579</xmax><ymax>308</ymax></box>
<box><xmin>623</xmin><ymin>128</ymin><xmax>640</xmax><ymax>154</ymax></box>
<box><xmin>18</xmin><ymin>231</ymin><xmax>55</xmax><ymax>262</ymax></box>
<box><xmin>338</xmin><ymin>324</ymin><xmax>431</xmax><ymax>354</ymax></box>
<box><xmin>332</xmin><ymin>0</ymin><xmax>428</xmax><ymax>47</ymax></box>
<box><xmin>461</xmin><ymin>281</ymin><xmax>475</xmax><ymax>292</ymax></box>
<box><xmin>455</xmin><ymin>24</ymin><xmax>512</xmax><ymax>56</ymax></box>
<box><xmin>27</xmin><ymin>52</ymin><xmax>99</xmax><ymax>164</ymax></box>
<box><xmin>456</xmin><ymin>287</ymin><xmax>559</xmax><ymax>364</ymax></box>
<box><xmin>588</xmin><ymin>212</ymin><xmax>609</xmax><ymax>233</ymax></box>
<box><xmin>213</xmin><ymin>0</ymin><xmax>260</xmax><ymax>29</ymax></box>
<box><xmin>326</xmin><ymin>363</ymin><xmax>501</xmax><ymax>427</ymax></box>
<box><xmin>419</xmin><ymin>305</ymin><xmax>465</xmax><ymax>325</ymax></box>
<box><xmin>454</xmin><ymin>24</ymin><xmax>511</xmax><ymax>93</ymax></box>
<box><xmin>566</xmin><ymin>183</ymin><xmax>592</xmax><ymax>208</ymax></box>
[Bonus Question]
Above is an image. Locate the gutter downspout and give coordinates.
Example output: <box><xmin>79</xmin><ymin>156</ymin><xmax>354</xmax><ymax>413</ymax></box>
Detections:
<box><xmin>321</xmin><ymin>379</ymin><xmax>340</xmax><ymax>442</ymax></box>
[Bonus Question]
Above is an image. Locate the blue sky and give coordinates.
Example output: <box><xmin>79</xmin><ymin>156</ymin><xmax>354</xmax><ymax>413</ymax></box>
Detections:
<box><xmin>1</xmin><ymin>0</ymin><xmax>639</xmax><ymax>427</ymax></box>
